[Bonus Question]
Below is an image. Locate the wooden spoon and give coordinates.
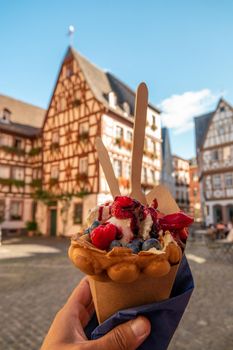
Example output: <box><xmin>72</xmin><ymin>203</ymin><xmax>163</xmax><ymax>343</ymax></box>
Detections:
<box><xmin>95</xmin><ymin>137</ymin><xmax>121</xmax><ymax>198</ymax></box>
<box><xmin>130</xmin><ymin>82</ymin><xmax>148</xmax><ymax>205</ymax></box>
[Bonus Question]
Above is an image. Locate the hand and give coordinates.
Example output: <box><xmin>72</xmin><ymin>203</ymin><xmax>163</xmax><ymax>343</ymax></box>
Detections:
<box><xmin>41</xmin><ymin>277</ymin><xmax>151</xmax><ymax>350</ymax></box>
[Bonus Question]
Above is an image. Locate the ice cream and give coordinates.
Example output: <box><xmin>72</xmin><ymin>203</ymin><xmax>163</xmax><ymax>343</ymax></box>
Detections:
<box><xmin>69</xmin><ymin>194</ymin><xmax>193</xmax><ymax>322</ymax></box>
<box><xmin>72</xmin><ymin>195</ymin><xmax>192</xmax><ymax>257</ymax></box>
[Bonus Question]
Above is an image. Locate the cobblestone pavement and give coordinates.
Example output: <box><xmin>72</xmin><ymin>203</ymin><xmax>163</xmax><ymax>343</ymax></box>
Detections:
<box><xmin>0</xmin><ymin>237</ymin><xmax>233</xmax><ymax>350</ymax></box>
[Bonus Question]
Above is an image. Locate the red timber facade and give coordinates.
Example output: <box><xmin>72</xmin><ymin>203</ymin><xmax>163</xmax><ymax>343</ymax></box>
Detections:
<box><xmin>189</xmin><ymin>158</ymin><xmax>202</xmax><ymax>222</ymax></box>
<box><xmin>0</xmin><ymin>95</ymin><xmax>45</xmax><ymax>233</ymax></box>
<box><xmin>1</xmin><ymin>47</ymin><xmax>162</xmax><ymax>236</ymax></box>
<box><xmin>195</xmin><ymin>99</ymin><xmax>233</xmax><ymax>225</ymax></box>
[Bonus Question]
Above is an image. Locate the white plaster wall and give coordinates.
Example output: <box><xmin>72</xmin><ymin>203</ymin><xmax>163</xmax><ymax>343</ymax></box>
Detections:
<box><xmin>57</xmin><ymin>193</ymin><xmax>98</xmax><ymax>236</ymax></box>
<box><xmin>36</xmin><ymin>201</ymin><xmax>48</xmax><ymax>235</ymax></box>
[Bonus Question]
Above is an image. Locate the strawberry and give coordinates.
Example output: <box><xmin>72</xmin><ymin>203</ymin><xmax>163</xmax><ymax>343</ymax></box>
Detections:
<box><xmin>90</xmin><ymin>223</ymin><xmax>118</xmax><ymax>250</ymax></box>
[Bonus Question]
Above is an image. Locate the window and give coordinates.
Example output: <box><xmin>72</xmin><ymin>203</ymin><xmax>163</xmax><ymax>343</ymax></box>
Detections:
<box><xmin>10</xmin><ymin>201</ymin><xmax>22</xmax><ymax>221</ymax></box>
<box><xmin>220</xmin><ymin>106</ymin><xmax>225</xmax><ymax>112</ymax></box>
<box><xmin>193</xmin><ymin>188</ymin><xmax>198</xmax><ymax>197</ymax></box>
<box><xmin>12</xmin><ymin>167</ymin><xmax>24</xmax><ymax>180</ymax></box>
<box><xmin>213</xmin><ymin>175</ymin><xmax>222</xmax><ymax>190</ymax></box>
<box><xmin>152</xmin><ymin>140</ymin><xmax>156</xmax><ymax>154</ymax></box>
<box><xmin>51</xmin><ymin>165</ymin><xmax>59</xmax><ymax>179</ymax></box>
<box><xmin>14</xmin><ymin>138</ymin><xmax>22</xmax><ymax>150</ymax></box>
<box><xmin>125</xmin><ymin>163</ymin><xmax>131</xmax><ymax>179</ymax></box>
<box><xmin>113</xmin><ymin>159</ymin><xmax>122</xmax><ymax>178</ymax></box>
<box><xmin>116</xmin><ymin>126</ymin><xmax>123</xmax><ymax>139</ymax></box>
<box><xmin>0</xmin><ymin>165</ymin><xmax>10</xmax><ymax>179</ymax></box>
<box><xmin>150</xmin><ymin>169</ymin><xmax>156</xmax><ymax>183</ymax></box>
<box><xmin>73</xmin><ymin>203</ymin><xmax>83</xmax><ymax>224</ymax></box>
<box><xmin>142</xmin><ymin>167</ymin><xmax>147</xmax><ymax>183</ymax></box>
<box><xmin>152</xmin><ymin>115</ymin><xmax>156</xmax><ymax>126</ymax></box>
<box><xmin>212</xmin><ymin>150</ymin><xmax>219</xmax><ymax>161</ymax></box>
<box><xmin>126</xmin><ymin>130</ymin><xmax>133</xmax><ymax>142</ymax></box>
<box><xmin>225</xmin><ymin>173</ymin><xmax>233</xmax><ymax>188</ymax></box>
<box><xmin>33</xmin><ymin>168</ymin><xmax>42</xmax><ymax>179</ymax></box>
<box><xmin>223</xmin><ymin>147</ymin><xmax>231</xmax><ymax>160</ymax></box>
<box><xmin>79</xmin><ymin>122</ymin><xmax>89</xmax><ymax>134</ymax></box>
<box><xmin>79</xmin><ymin>157</ymin><xmax>88</xmax><ymax>174</ymax></box>
<box><xmin>0</xmin><ymin>200</ymin><xmax>5</xmax><ymax>221</ymax></box>
<box><xmin>52</xmin><ymin>130</ymin><xmax>59</xmax><ymax>144</ymax></box>
<box><xmin>151</xmin><ymin>115</ymin><xmax>157</xmax><ymax>130</ymax></box>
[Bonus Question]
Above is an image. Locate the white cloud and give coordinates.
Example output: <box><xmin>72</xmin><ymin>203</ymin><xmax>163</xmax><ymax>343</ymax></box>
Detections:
<box><xmin>159</xmin><ymin>89</ymin><xmax>222</xmax><ymax>134</ymax></box>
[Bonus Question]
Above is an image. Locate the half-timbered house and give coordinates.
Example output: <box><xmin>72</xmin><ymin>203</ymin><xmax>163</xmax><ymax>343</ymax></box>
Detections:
<box><xmin>195</xmin><ymin>98</ymin><xmax>233</xmax><ymax>225</ymax></box>
<box><xmin>38</xmin><ymin>47</ymin><xmax>162</xmax><ymax>236</ymax></box>
<box><xmin>172</xmin><ymin>155</ymin><xmax>190</xmax><ymax>213</ymax></box>
<box><xmin>0</xmin><ymin>95</ymin><xmax>45</xmax><ymax>234</ymax></box>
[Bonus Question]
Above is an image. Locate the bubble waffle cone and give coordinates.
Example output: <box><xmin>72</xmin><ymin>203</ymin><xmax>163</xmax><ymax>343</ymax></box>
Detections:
<box><xmin>69</xmin><ymin>83</ymin><xmax>191</xmax><ymax>323</ymax></box>
<box><xmin>69</xmin><ymin>228</ymin><xmax>182</xmax><ymax>322</ymax></box>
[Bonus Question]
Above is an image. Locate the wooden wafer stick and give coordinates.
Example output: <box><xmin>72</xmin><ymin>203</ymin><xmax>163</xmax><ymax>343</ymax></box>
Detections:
<box><xmin>95</xmin><ymin>137</ymin><xmax>121</xmax><ymax>198</ymax></box>
<box><xmin>146</xmin><ymin>184</ymin><xmax>179</xmax><ymax>213</ymax></box>
<box><xmin>130</xmin><ymin>82</ymin><xmax>148</xmax><ymax>205</ymax></box>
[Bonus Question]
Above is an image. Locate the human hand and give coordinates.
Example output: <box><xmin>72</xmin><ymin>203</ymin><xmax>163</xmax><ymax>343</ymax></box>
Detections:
<box><xmin>41</xmin><ymin>277</ymin><xmax>151</xmax><ymax>350</ymax></box>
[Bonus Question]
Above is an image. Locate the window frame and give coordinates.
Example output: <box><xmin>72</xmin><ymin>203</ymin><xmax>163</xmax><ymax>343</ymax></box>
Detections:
<box><xmin>73</xmin><ymin>203</ymin><xmax>83</xmax><ymax>224</ymax></box>
<box><xmin>10</xmin><ymin>200</ymin><xmax>23</xmax><ymax>221</ymax></box>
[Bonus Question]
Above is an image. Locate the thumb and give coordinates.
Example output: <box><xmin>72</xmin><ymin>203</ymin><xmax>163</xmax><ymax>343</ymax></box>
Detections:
<box><xmin>92</xmin><ymin>316</ymin><xmax>151</xmax><ymax>350</ymax></box>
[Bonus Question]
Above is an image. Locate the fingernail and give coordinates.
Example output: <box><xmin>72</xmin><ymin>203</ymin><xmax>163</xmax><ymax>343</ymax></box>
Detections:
<box><xmin>131</xmin><ymin>317</ymin><xmax>150</xmax><ymax>338</ymax></box>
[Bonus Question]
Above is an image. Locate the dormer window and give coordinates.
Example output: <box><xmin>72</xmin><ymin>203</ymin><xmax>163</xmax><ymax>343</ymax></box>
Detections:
<box><xmin>1</xmin><ymin>108</ymin><xmax>11</xmax><ymax>122</ymax></box>
<box><xmin>108</xmin><ymin>91</ymin><xmax>117</xmax><ymax>108</ymax></box>
<box><xmin>123</xmin><ymin>102</ymin><xmax>130</xmax><ymax>116</ymax></box>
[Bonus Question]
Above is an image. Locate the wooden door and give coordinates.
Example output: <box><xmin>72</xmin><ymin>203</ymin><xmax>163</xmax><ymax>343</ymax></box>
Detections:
<box><xmin>50</xmin><ymin>209</ymin><xmax>57</xmax><ymax>236</ymax></box>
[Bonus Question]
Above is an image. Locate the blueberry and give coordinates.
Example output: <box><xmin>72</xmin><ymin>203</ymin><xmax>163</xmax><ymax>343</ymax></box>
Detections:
<box><xmin>84</xmin><ymin>227</ymin><xmax>91</xmax><ymax>234</ymax></box>
<box><xmin>131</xmin><ymin>238</ymin><xmax>143</xmax><ymax>248</ymax></box>
<box><xmin>91</xmin><ymin>220</ymin><xmax>100</xmax><ymax>230</ymax></box>
<box><xmin>150</xmin><ymin>224</ymin><xmax>159</xmax><ymax>239</ymax></box>
<box><xmin>142</xmin><ymin>238</ymin><xmax>162</xmax><ymax>251</ymax></box>
<box><xmin>109</xmin><ymin>240</ymin><xmax>122</xmax><ymax>250</ymax></box>
<box><xmin>126</xmin><ymin>243</ymin><xmax>140</xmax><ymax>254</ymax></box>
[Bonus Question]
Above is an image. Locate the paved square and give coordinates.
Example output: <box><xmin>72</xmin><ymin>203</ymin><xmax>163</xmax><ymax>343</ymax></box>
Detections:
<box><xmin>0</xmin><ymin>237</ymin><xmax>232</xmax><ymax>350</ymax></box>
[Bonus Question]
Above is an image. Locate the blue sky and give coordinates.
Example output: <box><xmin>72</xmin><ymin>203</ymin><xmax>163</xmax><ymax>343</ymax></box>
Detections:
<box><xmin>1</xmin><ymin>0</ymin><xmax>233</xmax><ymax>159</ymax></box>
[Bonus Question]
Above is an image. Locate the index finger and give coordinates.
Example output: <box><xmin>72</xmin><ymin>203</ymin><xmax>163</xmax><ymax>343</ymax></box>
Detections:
<box><xmin>67</xmin><ymin>277</ymin><xmax>92</xmax><ymax>308</ymax></box>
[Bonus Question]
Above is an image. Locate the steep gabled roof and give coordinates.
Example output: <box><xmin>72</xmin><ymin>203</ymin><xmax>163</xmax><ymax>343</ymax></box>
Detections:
<box><xmin>194</xmin><ymin>111</ymin><xmax>214</xmax><ymax>151</ymax></box>
<box><xmin>71</xmin><ymin>48</ymin><xmax>160</xmax><ymax>117</ymax></box>
<box><xmin>0</xmin><ymin>94</ymin><xmax>45</xmax><ymax>128</ymax></box>
<box><xmin>194</xmin><ymin>98</ymin><xmax>233</xmax><ymax>153</ymax></box>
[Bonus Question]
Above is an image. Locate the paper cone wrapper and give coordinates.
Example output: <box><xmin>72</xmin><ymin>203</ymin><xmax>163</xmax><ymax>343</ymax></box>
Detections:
<box><xmin>69</xmin><ymin>185</ymin><xmax>183</xmax><ymax>323</ymax></box>
<box><xmin>89</xmin><ymin>263</ymin><xmax>179</xmax><ymax>323</ymax></box>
